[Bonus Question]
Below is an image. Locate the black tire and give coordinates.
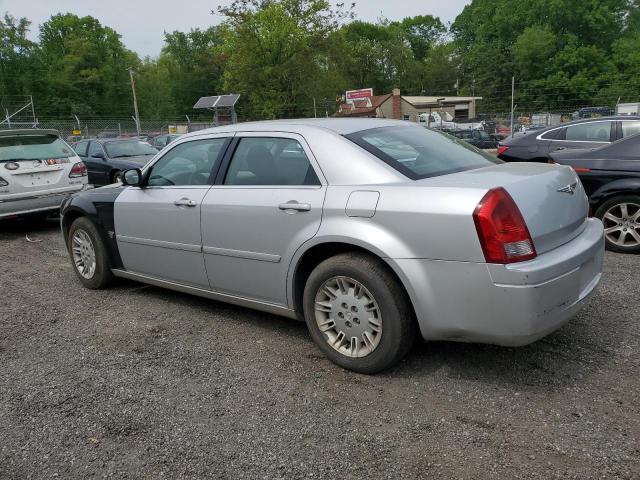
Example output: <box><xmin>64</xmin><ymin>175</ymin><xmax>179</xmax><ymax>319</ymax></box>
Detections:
<box><xmin>67</xmin><ymin>217</ymin><xmax>114</xmax><ymax>289</ymax></box>
<box><xmin>303</xmin><ymin>252</ymin><xmax>416</xmax><ymax>374</ymax></box>
<box><xmin>595</xmin><ymin>195</ymin><xmax>640</xmax><ymax>254</ymax></box>
<box><xmin>111</xmin><ymin>170</ymin><xmax>122</xmax><ymax>184</ymax></box>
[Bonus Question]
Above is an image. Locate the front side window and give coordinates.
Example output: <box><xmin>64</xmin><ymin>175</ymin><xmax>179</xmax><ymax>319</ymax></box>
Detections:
<box><xmin>147</xmin><ymin>138</ymin><xmax>228</xmax><ymax>187</ymax></box>
<box><xmin>104</xmin><ymin>140</ymin><xmax>157</xmax><ymax>158</ymax></box>
<box><xmin>565</xmin><ymin>121</ymin><xmax>612</xmax><ymax>142</ymax></box>
<box><xmin>621</xmin><ymin>120</ymin><xmax>640</xmax><ymax>138</ymax></box>
<box><xmin>224</xmin><ymin>137</ymin><xmax>320</xmax><ymax>186</ymax></box>
<box><xmin>346</xmin><ymin>126</ymin><xmax>501</xmax><ymax>180</ymax></box>
<box><xmin>0</xmin><ymin>134</ymin><xmax>73</xmax><ymax>161</ymax></box>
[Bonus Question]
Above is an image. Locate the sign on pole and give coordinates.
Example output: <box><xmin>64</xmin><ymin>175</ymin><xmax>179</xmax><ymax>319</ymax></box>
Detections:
<box><xmin>345</xmin><ymin>88</ymin><xmax>373</xmax><ymax>104</ymax></box>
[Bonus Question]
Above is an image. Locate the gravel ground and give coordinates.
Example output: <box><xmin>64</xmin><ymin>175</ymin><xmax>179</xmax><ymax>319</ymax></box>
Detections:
<box><xmin>1</xmin><ymin>217</ymin><xmax>639</xmax><ymax>479</ymax></box>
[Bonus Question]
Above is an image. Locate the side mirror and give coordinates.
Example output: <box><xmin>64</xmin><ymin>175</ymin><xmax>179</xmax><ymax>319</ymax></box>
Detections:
<box><xmin>122</xmin><ymin>168</ymin><xmax>143</xmax><ymax>187</ymax></box>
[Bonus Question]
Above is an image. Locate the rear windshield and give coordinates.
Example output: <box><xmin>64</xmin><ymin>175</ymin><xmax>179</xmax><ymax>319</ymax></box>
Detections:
<box><xmin>0</xmin><ymin>134</ymin><xmax>73</xmax><ymax>161</ymax></box>
<box><xmin>104</xmin><ymin>140</ymin><xmax>158</xmax><ymax>158</ymax></box>
<box><xmin>346</xmin><ymin>126</ymin><xmax>501</xmax><ymax>180</ymax></box>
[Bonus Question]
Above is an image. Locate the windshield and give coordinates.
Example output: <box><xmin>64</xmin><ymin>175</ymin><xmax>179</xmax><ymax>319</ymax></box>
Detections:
<box><xmin>346</xmin><ymin>126</ymin><xmax>501</xmax><ymax>180</ymax></box>
<box><xmin>104</xmin><ymin>140</ymin><xmax>158</xmax><ymax>158</ymax></box>
<box><xmin>0</xmin><ymin>134</ymin><xmax>73</xmax><ymax>161</ymax></box>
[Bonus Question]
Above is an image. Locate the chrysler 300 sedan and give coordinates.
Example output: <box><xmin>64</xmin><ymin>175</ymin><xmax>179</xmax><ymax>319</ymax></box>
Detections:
<box><xmin>60</xmin><ymin>119</ymin><xmax>604</xmax><ymax>373</ymax></box>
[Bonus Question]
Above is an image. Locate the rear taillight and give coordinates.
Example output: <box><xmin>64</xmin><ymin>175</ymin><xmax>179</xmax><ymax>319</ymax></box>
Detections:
<box><xmin>0</xmin><ymin>176</ymin><xmax>8</xmax><ymax>187</ymax></box>
<box><xmin>473</xmin><ymin>187</ymin><xmax>537</xmax><ymax>264</ymax></box>
<box><xmin>69</xmin><ymin>162</ymin><xmax>87</xmax><ymax>178</ymax></box>
<box><xmin>573</xmin><ymin>167</ymin><xmax>591</xmax><ymax>173</ymax></box>
<box><xmin>548</xmin><ymin>158</ymin><xmax>556</xmax><ymax>164</ymax></box>
<box><xmin>497</xmin><ymin>145</ymin><xmax>509</xmax><ymax>156</ymax></box>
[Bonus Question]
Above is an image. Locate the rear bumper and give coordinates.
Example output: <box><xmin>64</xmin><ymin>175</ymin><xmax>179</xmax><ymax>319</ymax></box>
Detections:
<box><xmin>0</xmin><ymin>184</ymin><xmax>88</xmax><ymax>218</ymax></box>
<box><xmin>393</xmin><ymin>218</ymin><xmax>604</xmax><ymax>346</ymax></box>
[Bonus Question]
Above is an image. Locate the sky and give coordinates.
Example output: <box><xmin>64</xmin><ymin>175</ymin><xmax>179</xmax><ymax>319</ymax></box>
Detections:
<box><xmin>0</xmin><ymin>0</ymin><xmax>471</xmax><ymax>57</ymax></box>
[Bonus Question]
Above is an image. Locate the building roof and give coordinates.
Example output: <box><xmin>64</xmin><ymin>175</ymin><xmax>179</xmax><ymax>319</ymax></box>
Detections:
<box><xmin>335</xmin><ymin>94</ymin><xmax>391</xmax><ymax>117</ymax></box>
<box><xmin>403</xmin><ymin>96</ymin><xmax>483</xmax><ymax>107</ymax></box>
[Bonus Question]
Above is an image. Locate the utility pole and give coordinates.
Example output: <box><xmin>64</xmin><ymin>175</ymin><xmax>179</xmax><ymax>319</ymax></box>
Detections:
<box><xmin>128</xmin><ymin>67</ymin><xmax>141</xmax><ymax>137</ymax></box>
<box><xmin>313</xmin><ymin>98</ymin><xmax>317</xmax><ymax>118</ymax></box>
<box><xmin>510</xmin><ymin>76</ymin><xmax>515</xmax><ymax>138</ymax></box>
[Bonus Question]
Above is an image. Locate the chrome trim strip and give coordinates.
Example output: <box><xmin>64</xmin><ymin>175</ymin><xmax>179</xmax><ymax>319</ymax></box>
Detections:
<box><xmin>116</xmin><ymin>234</ymin><xmax>202</xmax><ymax>253</ymax></box>
<box><xmin>111</xmin><ymin>269</ymin><xmax>297</xmax><ymax>319</ymax></box>
<box><xmin>0</xmin><ymin>185</ymin><xmax>84</xmax><ymax>203</ymax></box>
<box><xmin>203</xmin><ymin>245</ymin><xmax>281</xmax><ymax>263</ymax></box>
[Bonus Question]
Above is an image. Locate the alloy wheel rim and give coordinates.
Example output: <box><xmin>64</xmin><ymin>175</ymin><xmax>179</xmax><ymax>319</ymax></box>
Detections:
<box><xmin>314</xmin><ymin>276</ymin><xmax>382</xmax><ymax>358</ymax></box>
<box><xmin>71</xmin><ymin>229</ymin><xmax>96</xmax><ymax>279</ymax></box>
<box><xmin>603</xmin><ymin>202</ymin><xmax>640</xmax><ymax>248</ymax></box>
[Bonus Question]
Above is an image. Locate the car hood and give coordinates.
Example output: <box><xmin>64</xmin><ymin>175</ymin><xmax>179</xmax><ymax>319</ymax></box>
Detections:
<box><xmin>111</xmin><ymin>154</ymin><xmax>155</xmax><ymax>164</ymax></box>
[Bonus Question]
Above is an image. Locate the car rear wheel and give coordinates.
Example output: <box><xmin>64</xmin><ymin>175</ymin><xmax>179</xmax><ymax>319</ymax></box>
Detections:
<box><xmin>68</xmin><ymin>217</ymin><xmax>114</xmax><ymax>288</ymax></box>
<box><xmin>303</xmin><ymin>252</ymin><xmax>416</xmax><ymax>374</ymax></box>
<box><xmin>111</xmin><ymin>170</ymin><xmax>122</xmax><ymax>184</ymax></box>
<box><xmin>595</xmin><ymin>195</ymin><xmax>640</xmax><ymax>253</ymax></box>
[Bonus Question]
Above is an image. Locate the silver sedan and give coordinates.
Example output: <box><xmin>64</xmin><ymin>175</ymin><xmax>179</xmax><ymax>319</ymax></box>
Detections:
<box><xmin>60</xmin><ymin>119</ymin><xmax>604</xmax><ymax>373</ymax></box>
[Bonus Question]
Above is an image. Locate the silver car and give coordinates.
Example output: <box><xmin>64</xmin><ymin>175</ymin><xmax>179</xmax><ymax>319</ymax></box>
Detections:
<box><xmin>0</xmin><ymin>129</ymin><xmax>88</xmax><ymax>220</ymax></box>
<box><xmin>60</xmin><ymin>119</ymin><xmax>604</xmax><ymax>373</ymax></box>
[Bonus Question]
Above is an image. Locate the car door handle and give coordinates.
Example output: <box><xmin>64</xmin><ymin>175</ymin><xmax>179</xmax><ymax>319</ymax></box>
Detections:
<box><xmin>174</xmin><ymin>198</ymin><xmax>197</xmax><ymax>207</ymax></box>
<box><xmin>555</xmin><ymin>147</ymin><xmax>567</xmax><ymax>150</ymax></box>
<box><xmin>278</xmin><ymin>201</ymin><xmax>311</xmax><ymax>212</ymax></box>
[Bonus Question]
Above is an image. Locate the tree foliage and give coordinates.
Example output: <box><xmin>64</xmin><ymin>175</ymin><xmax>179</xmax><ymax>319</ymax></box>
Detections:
<box><xmin>1</xmin><ymin>0</ymin><xmax>640</xmax><ymax>120</ymax></box>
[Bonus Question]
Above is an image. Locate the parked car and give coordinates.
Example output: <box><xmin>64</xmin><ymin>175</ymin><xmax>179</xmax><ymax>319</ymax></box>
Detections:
<box><xmin>449</xmin><ymin>129</ymin><xmax>498</xmax><ymax>149</ymax></box>
<box><xmin>0</xmin><ymin>129</ymin><xmax>88</xmax><ymax>220</ymax></box>
<box><xmin>151</xmin><ymin>134</ymin><xmax>183</xmax><ymax>150</ymax></box>
<box><xmin>72</xmin><ymin>138</ymin><xmax>157</xmax><ymax>185</ymax></box>
<box><xmin>60</xmin><ymin>119</ymin><xmax>603</xmax><ymax>373</ymax></box>
<box><xmin>550</xmin><ymin>133</ymin><xmax>640</xmax><ymax>253</ymax></box>
<box><xmin>498</xmin><ymin>116</ymin><xmax>640</xmax><ymax>162</ymax></box>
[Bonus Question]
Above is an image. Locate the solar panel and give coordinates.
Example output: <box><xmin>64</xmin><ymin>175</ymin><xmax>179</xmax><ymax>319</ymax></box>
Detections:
<box><xmin>193</xmin><ymin>96</ymin><xmax>220</xmax><ymax>109</ymax></box>
<box><xmin>215</xmin><ymin>94</ymin><xmax>241</xmax><ymax>107</ymax></box>
<box><xmin>193</xmin><ymin>94</ymin><xmax>240</xmax><ymax>109</ymax></box>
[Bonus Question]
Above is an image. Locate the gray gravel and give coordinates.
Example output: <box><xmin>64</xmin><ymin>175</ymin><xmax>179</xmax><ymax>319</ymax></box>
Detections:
<box><xmin>1</xmin><ymin>217</ymin><xmax>639</xmax><ymax>479</ymax></box>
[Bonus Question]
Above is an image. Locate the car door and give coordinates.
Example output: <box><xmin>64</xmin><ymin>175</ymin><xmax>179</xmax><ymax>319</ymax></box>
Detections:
<box><xmin>114</xmin><ymin>135</ymin><xmax>232</xmax><ymax>288</ymax></box>
<box><xmin>549</xmin><ymin>120</ymin><xmax>614</xmax><ymax>153</ymax></box>
<box><xmin>201</xmin><ymin>133</ymin><xmax>326</xmax><ymax>305</ymax></box>
<box><xmin>86</xmin><ymin>141</ymin><xmax>109</xmax><ymax>185</ymax></box>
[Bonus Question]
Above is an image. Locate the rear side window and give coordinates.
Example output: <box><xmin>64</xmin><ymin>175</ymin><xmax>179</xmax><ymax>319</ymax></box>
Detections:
<box><xmin>565</xmin><ymin>121</ymin><xmax>612</xmax><ymax>142</ymax></box>
<box><xmin>73</xmin><ymin>141</ymin><xmax>88</xmax><ymax>156</ymax></box>
<box><xmin>621</xmin><ymin>120</ymin><xmax>640</xmax><ymax>138</ymax></box>
<box><xmin>541</xmin><ymin>128</ymin><xmax>563</xmax><ymax>140</ymax></box>
<box><xmin>346</xmin><ymin>126</ymin><xmax>501</xmax><ymax>180</ymax></box>
<box><xmin>224</xmin><ymin>137</ymin><xmax>320</xmax><ymax>186</ymax></box>
<box><xmin>0</xmin><ymin>134</ymin><xmax>73</xmax><ymax>161</ymax></box>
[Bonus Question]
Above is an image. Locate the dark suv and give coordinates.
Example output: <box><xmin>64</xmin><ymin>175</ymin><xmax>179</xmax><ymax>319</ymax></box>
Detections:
<box><xmin>497</xmin><ymin>116</ymin><xmax>640</xmax><ymax>162</ymax></box>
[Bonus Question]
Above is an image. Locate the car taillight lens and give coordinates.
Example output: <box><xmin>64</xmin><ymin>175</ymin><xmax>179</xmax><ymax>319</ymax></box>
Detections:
<box><xmin>0</xmin><ymin>175</ymin><xmax>8</xmax><ymax>187</ymax></box>
<box><xmin>548</xmin><ymin>159</ymin><xmax>556</xmax><ymax>164</ymax></box>
<box><xmin>497</xmin><ymin>145</ymin><xmax>509</xmax><ymax>156</ymax></box>
<box><xmin>69</xmin><ymin>162</ymin><xmax>87</xmax><ymax>178</ymax></box>
<box><xmin>473</xmin><ymin>187</ymin><xmax>537</xmax><ymax>264</ymax></box>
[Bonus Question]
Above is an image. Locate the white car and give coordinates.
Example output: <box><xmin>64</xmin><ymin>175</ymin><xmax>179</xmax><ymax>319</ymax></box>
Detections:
<box><xmin>0</xmin><ymin>129</ymin><xmax>88</xmax><ymax>220</ymax></box>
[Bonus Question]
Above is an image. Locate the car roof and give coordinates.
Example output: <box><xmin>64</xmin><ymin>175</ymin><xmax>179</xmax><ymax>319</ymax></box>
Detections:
<box><xmin>0</xmin><ymin>128</ymin><xmax>61</xmax><ymax>137</ymax></box>
<box><xmin>184</xmin><ymin>118</ymin><xmax>409</xmax><ymax>137</ymax></box>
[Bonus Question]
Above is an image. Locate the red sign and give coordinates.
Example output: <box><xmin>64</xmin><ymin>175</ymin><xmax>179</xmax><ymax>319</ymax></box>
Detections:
<box><xmin>345</xmin><ymin>88</ymin><xmax>373</xmax><ymax>103</ymax></box>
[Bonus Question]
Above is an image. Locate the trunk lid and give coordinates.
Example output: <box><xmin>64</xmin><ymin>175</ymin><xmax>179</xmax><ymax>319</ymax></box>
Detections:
<box><xmin>418</xmin><ymin>162</ymin><xmax>589</xmax><ymax>254</ymax></box>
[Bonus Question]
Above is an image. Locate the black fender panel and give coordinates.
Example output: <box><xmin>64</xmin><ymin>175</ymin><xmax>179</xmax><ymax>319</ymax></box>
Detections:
<box><xmin>60</xmin><ymin>186</ymin><xmax>126</xmax><ymax>269</ymax></box>
<box><xmin>590</xmin><ymin>178</ymin><xmax>640</xmax><ymax>209</ymax></box>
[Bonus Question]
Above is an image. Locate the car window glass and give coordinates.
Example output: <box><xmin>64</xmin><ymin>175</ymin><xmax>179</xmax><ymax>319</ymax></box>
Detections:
<box><xmin>104</xmin><ymin>140</ymin><xmax>157</xmax><ymax>158</ymax></box>
<box><xmin>147</xmin><ymin>138</ymin><xmax>227</xmax><ymax>187</ymax></box>
<box><xmin>0</xmin><ymin>134</ymin><xmax>73</xmax><ymax>161</ymax></box>
<box><xmin>541</xmin><ymin>128</ymin><xmax>562</xmax><ymax>140</ymax></box>
<box><xmin>621</xmin><ymin>121</ymin><xmax>640</xmax><ymax>138</ymax></box>
<box><xmin>224</xmin><ymin>137</ymin><xmax>320</xmax><ymax>186</ymax></box>
<box><xmin>73</xmin><ymin>141</ymin><xmax>88</xmax><ymax>156</ymax></box>
<box><xmin>347</xmin><ymin>126</ymin><xmax>500</xmax><ymax>180</ymax></box>
<box><xmin>565</xmin><ymin>122</ymin><xmax>612</xmax><ymax>142</ymax></box>
<box><xmin>88</xmin><ymin>142</ymin><xmax>104</xmax><ymax>157</ymax></box>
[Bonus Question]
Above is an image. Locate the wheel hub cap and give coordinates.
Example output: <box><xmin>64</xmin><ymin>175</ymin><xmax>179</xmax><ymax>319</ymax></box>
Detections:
<box><xmin>314</xmin><ymin>276</ymin><xmax>382</xmax><ymax>358</ymax></box>
<box><xmin>603</xmin><ymin>202</ymin><xmax>640</xmax><ymax>248</ymax></box>
<box><xmin>71</xmin><ymin>229</ymin><xmax>96</xmax><ymax>279</ymax></box>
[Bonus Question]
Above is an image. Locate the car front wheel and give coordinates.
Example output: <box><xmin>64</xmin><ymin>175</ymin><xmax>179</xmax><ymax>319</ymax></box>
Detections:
<box><xmin>596</xmin><ymin>195</ymin><xmax>640</xmax><ymax>254</ymax></box>
<box><xmin>303</xmin><ymin>252</ymin><xmax>416</xmax><ymax>374</ymax></box>
<box><xmin>67</xmin><ymin>217</ymin><xmax>114</xmax><ymax>288</ymax></box>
